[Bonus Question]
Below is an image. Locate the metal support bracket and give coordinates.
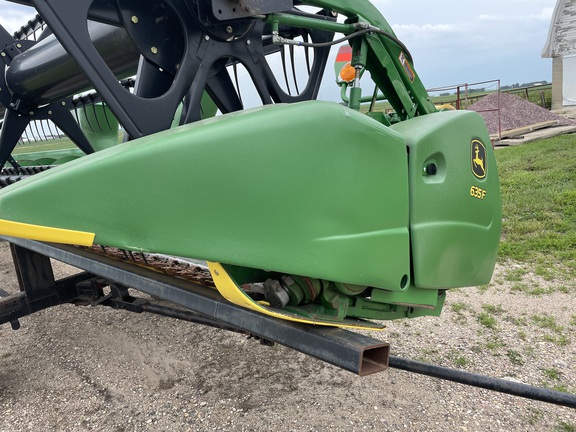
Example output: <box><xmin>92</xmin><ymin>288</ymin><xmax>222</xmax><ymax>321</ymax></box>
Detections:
<box><xmin>0</xmin><ymin>237</ymin><xmax>390</xmax><ymax>376</ymax></box>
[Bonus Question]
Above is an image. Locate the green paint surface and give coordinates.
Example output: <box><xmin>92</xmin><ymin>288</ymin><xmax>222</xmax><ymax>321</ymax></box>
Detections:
<box><xmin>392</xmin><ymin>110</ymin><xmax>502</xmax><ymax>288</ymax></box>
<box><xmin>0</xmin><ymin>101</ymin><xmax>412</xmax><ymax>290</ymax></box>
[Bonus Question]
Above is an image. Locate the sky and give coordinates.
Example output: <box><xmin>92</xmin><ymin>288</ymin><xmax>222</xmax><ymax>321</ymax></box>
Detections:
<box><xmin>371</xmin><ymin>0</ymin><xmax>557</xmax><ymax>89</ymax></box>
<box><xmin>0</xmin><ymin>0</ymin><xmax>558</xmax><ymax>92</ymax></box>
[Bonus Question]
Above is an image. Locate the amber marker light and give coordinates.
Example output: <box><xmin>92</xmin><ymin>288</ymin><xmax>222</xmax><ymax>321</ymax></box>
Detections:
<box><xmin>339</xmin><ymin>62</ymin><xmax>356</xmax><ymax>83</ymax></box>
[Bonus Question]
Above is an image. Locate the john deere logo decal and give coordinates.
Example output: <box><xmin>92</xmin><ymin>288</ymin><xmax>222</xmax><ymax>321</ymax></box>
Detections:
<box><xmin>471</xmin><ymin>139</ymin><xmax>487</xmax><ymax>179</ymax></box>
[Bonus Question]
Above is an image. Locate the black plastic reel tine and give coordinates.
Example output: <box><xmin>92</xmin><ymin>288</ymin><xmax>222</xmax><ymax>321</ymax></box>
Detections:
<box><xmin>232</xmin><ymin>63</ymin><xmax>244</xmax><ymax>107</ymax></box>
<box><xmin>49</xmin><ymin>119</ymin><xmax>63</xmax><ymax>139</ymax></box>
<box><xmin>50</xmin><ymin>119</ymin><xmax>59</xmax><ymax>139</ymax></box>
<box><xmin>45</xmin><ymin>119</ymin><xmax>53</xmax><ymax>138</ymax></box>
<box><xmin>102</xmin><ymin>101</ymin><xmax>112</xmax><ymax>130</ymax></box>
<box><xmin>32</xmin><ymin>119</ymin><xmax>43</xmax><ymax>141</ymax></box>
<box><xmin>81</xmin><ymin>99</ymin><xmax>95</xmax><ymax>133</ymax></box>
<box><xmin>280</xmin><ymin>45</ymin><xmax>292</xmax><ymax>96</ymax></box>
<box><xmin>289</xmin><ymin>45</ymin><xmax>300</xmax><ymax>94</ymax></box>
<box><xmin>369</xmin><ymin>85</ymin><xmax>381</xmax><ymax>112</ymax></box>
<box><xmin>127</xmin><ymin>251</ymin><xmax>136</xmax><ymax>262</ymax></box>
<box><xmin>303</xmin><ymin>33</ymin><xmax>311</xmax><ymax>75</ymax></box>
<box><xmin>37</xmin><ymin>24</ymin><xmax>52</xmax><ymax>43</ymax></box>
<box><xmin>56</xmin><ymin>122</ymin><xmax>64</xmax><ymax>139</ymax></box>
<box><xmin>27</xmin><ymin>125</ymin><xmax>35</xmax><ymax>142</ymax></box>
<box><xmin>90</xmin><ymin>94</ymin><xmax>103</xmax><ymax>132</ymax></box>
<box><xmin>46</xmin><ymin>119</ymin><xmax>58</xmax><ymax>140</ymax></box>
<box><xmin>199</xmin><ymin>95</ymin><xmax>206</xmax><ymax>119</ymax></box>
<box><xmin>24</xmin><ymin>123</ymin><xmax>33</xmax><ymax>142</ymax></box>
<box><xmin>40</xmin><ymin>119</ymin><xmax>48</xmax><ymax>139</ymax></box>
<box><xmin>179</xmin><ymin>91</ymin><xmax>190</xmax><ymax>126</ymax></box>
<box><xmin>72</xmin><ymin>100</ymin><xmax>82</xmax><ymax>126</ymax></box>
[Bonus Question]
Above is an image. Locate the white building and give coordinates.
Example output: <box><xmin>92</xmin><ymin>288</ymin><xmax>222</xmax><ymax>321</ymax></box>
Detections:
<box><xmin>542</xmin><ymin>0</ymin><xmax>576</xmax><ymax>109</ymax></box>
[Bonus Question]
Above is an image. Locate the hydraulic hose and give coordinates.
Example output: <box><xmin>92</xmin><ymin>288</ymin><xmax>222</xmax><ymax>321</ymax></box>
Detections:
<box><xmin>389</xmin><ymin>356</ymin><xmax>576</xmax><ymax>409</ymax></box>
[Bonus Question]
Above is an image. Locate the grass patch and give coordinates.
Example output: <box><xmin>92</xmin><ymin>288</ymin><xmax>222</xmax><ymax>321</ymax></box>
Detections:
<box><xmin>551</xmin><ymin>384</ymin><xmax>570</xmax><ymax>393</ymax></box>
<box><xmin>476</xmin><ymin>284</ymin><xmax>490</xmax><ymax>293</ymax></box>
<box><xmin>481</xmin><ymin>304</ymin><xmax>505</xmax><ymax>315</ymax></box>
<box><xmin>531</xmin><ymin>315</ymin><xmax>563</xmax><ymax>332</ymax></box>
<box><xmin>534</xmin><ymin>264</ymin><xmax>556</xmax><ymax>281</ymax></box>
<box><xmin>503</xmin><ymin>267</ymin><xmax>527</xmax><ymax>282</ymax></box>
<box><xmin>506</xmin><ymin>315</ymin><xmax>528</xmax><ymax>326</ymax></box>
<box><xmin>544</xmin><ymin>368</ymin><xmax>561</xmax><ymax>380</ymax></box>
<box><xmin>477</xmin><ymin>304</ymin><xmax>505</xmax><ymax>331</ymax></box>
<box><xmin>13</xmin><ymin>137</ymin><xmax>75</xmax><ymax>154</ymax></box>
<box><xmin>531</xmin><ymin>314</ymin><xmax>570</xmax><ymax>346</ymax></box>
<box><xmin>510</xmin><ymin>283</ymin><xmax>553</xmax><ymax>295</ymax></box>
<box><xmin>485</xmin><ymin>337</ymin><xmax>505</xmax><ymax>351</ymax></box>
<box><xmin>509</xmin><ymin>282</ymin><xmax>529</xmax><ymax>293</ymax></box>
<box><xmin>450</xmin><ymin>302</ymin><xmax>470</xmax><ymax>323</ymax></box>
<box><xmin>506</xmin><ymin>349</ymin><xmax>524</xmax><ymax>365</ymax></box>
<box><xmin>544</xmin><ymin>334</ymin><xmax>570</xmax><ymax>346</ymax></box>
<box><xmin>527</xmin><ymin>287</ymin><xmax>552</xmax><ymax>295</ymax></box>
<box><xmin>556</xmin><ymin>421</ymin><xmax>576</xmax><ymax>432</ymax></box>
<box><xmin>451</xmin><ymin>302</ymin><xmax>468</xmax><ymax>313</ymax></box>
<box><xmin>453</xmin><ymin>357</ymin><xmax>468</xmax><ymax>367</ymax></box>
<box><xmin>526</xmin><ymin>407</ymin><xmax>544</xmax><ymax>426</ymax></box>
<box><xmin>478</xmin><ymin>312</ymin><xmax>498</xmax><ymax>330</ymax></box>
<box><xmin>445</xmin><ymin>349</ymin><xmax>473</xmax><ymax>368</ymax></box>
<box><xmin>496</xmin><ymin>135</ymin><xmax>576</xmax><ymax>278</ymax></box>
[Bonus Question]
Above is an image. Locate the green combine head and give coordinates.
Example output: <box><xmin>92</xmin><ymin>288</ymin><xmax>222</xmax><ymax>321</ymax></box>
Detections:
<box><xmin>0</xmin><ymin>0</ymin><xmax>501</xmax><ymax>328</ymax></box>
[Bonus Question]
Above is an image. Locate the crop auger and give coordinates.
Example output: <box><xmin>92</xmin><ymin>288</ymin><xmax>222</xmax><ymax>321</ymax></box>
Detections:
<box><xmin>0</xmin><ymin>0</ymin><xmax>501</xmax><ymax>333</ymax></box>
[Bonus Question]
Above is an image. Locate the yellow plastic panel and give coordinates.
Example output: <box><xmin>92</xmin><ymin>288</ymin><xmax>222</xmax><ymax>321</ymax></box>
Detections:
<box><xmin>0</xmin><ymin>219</ymin><xmax>95</xmax><ymax>246</ymax></box>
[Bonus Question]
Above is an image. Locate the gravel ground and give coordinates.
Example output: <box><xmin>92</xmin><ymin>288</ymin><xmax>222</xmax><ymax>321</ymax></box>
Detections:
<box><xmin>0</xmin><ymin>240</ymin><xmax>575</xmax><ymax>432</ymax></box>
<box><xmin>468</xmin><ymin>93</ymin><xmax>576</xmax><ymax>135</ymax></box>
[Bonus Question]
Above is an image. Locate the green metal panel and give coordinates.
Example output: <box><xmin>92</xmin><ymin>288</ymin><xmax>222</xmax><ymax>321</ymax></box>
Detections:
<box><xmin>79</xmin><ymin>103</ymin><xmax>119</xmax><ymax>151</ymax></box>
<box><xmin>0</xmin><ymin>101</ymin><xmax>411</xmax><ymax>290</ymax></box>
<box><xmin>391</xmin><ymin>110</ymin><xmax>502</xmax><ymax>288</ymax></box>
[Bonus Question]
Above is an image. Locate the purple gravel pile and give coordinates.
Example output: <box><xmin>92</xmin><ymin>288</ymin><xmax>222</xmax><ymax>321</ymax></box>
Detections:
<box><xmin>467</xmin><ymin>92</ymin><xmax>576</xmax><ymax>135</ymax></box>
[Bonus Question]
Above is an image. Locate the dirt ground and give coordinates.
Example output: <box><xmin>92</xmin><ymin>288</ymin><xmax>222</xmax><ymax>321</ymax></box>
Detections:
<box><xmin>0</xmin><ymin>240</ymin><xmax>574</xmax><ymax>432</ymax></box>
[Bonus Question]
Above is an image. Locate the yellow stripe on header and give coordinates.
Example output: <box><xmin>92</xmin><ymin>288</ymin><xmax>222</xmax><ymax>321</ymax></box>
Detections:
<box><xmin>0</xmin><ymin>219</ymin><xmax>95</xmax><ymax>246</ymax></box>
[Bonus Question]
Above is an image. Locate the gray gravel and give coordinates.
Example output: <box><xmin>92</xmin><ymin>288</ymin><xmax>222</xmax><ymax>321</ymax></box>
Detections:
<box><xmin>468</xmin><ymin>92</ymin><xmax>576</xmax><ymax>135</ymax></box>
<box><xmin>0</xmin><ymin>241</ymin><xmax>575</xmax><ymax>431</ymax></box>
